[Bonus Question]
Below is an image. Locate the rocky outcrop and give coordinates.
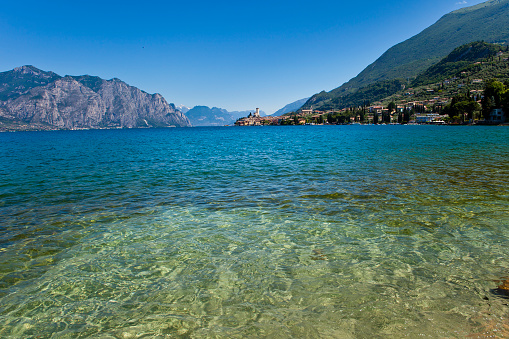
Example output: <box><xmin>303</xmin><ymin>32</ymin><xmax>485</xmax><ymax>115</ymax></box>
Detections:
<box><xmin>0</xmin><ymin>66</ymin><xmax>191</xmax><ymax>130</ymax></box>
<box><xmin>5</xmin><ymin>77</ymin><xmax>104</xmax><ymax>129</ymax></box>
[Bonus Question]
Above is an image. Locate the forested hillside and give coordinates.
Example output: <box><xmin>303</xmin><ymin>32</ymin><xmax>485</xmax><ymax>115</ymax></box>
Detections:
<box><xmin>301</xmin><ymin>0</ymin><xmax>509</xmax><ymax>112</ymax></box>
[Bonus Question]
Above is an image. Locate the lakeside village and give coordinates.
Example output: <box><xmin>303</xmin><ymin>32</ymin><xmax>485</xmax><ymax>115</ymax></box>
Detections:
<box><xmin>235</xmin><ymin>83</ymin><xmax>509</xmax><ymax>126</ymax></box>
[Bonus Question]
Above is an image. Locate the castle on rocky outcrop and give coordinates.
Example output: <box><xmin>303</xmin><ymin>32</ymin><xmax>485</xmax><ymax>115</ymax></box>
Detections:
<box><xmin>248</xmin><ymin>108</ymin><xmax>261</xmax><ymax>118</ymax></box>
<box><xmin>236</xmin><ymin>108</ymin><xmax>283</xmax><ymax>126</ymax></box>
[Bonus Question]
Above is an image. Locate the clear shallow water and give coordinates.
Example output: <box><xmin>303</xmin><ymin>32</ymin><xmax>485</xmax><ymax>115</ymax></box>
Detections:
<box><xmin>0</xmin><ymin>125</ymin><xmax>508</xmax><ymax>338</ymax></box>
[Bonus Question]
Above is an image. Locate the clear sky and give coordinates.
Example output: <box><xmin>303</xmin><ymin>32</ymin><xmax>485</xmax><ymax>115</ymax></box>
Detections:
<box><xmin>0</xmin><ymin>0</ymin><xmax>487</xmax><ymax>114</ymax></box>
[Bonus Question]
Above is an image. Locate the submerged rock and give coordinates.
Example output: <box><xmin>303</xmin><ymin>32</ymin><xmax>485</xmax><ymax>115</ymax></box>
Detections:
<box><xmin>492</xmin><ymin>278</ymin><xmax>509</xmax><ymax>298</ymax></box>
<box><xmin>311</xmin><ymin>249</ymin><xmax>328</xmax><ymax>261</ymax></box>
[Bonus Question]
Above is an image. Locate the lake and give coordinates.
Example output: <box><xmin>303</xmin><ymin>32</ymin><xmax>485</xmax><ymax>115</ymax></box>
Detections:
<box><xmin>1</xmin><ymin>125</ymin><xmax>508</xmax><ymax>338</ymax></box>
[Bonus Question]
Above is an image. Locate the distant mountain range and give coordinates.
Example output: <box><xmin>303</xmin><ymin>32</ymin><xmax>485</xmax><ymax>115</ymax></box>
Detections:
<box><xmin>301</xmin><ymin>0</ymin><xmax>509</xmax><ymax>111</ymax></box>
<box><xmin>272</xmin><ymin>97</ymin><xmax>309</xmax><ymax>116</ymax></box>
<box><xmin>185</xmin><ymin>106</ymin><xmax>266</xmax><ymax>126</ymax></box>
<box><xmin>175</xmin><ymin>105</ymin><xmax>191</xmax><ymax>114</ymax></box>
<box><xmin>4</xmin><ymin>0</ymin><xmax>509</xmax><ymax>131</ymax></box>
<box><xmin>0</xmin><ymin>66</ymin><xmax>191</xmax><ymax>131</ymax></box>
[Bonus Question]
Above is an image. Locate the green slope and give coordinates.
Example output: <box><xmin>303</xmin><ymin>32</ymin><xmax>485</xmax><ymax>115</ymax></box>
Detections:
<box><xmin>349</xmin><ymin>0</ymin><xmax>509</xmax><ymax>87</ymax></box>
<box><xmin>303</xmin><ymin>0</ymin><xmax>509</xmax><ymax>111</ymax></box>
<box><xmin>412</xmin><ymin>41</ymin><xmax>504</xmax><ymax>86</ymax></box>
<box><xmin>382</xmin><ymin>43</ymin><xmax>509</xmax><ymax>106</ymax></box>
<box><xmin>304</xmin><ymin>41</ymin><xmax>509</xmax><ymax>112</ymax></box>
<box><xmin>305</xmin><ymin>79</ymin><xmax>406</xmax><ymax>111</ymax></box>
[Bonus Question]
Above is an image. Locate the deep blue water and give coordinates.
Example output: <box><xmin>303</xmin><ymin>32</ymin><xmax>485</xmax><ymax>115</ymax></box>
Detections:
<box><xmin>0</xmin><ymin>125</ymin><xmax>508</xmax><ymax>337</ymax></box>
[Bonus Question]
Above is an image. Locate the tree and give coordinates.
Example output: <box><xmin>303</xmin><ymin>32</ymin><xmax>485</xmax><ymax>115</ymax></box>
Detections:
<box><xmin>327</xmin><ymin>113</ymin><xmax>334</xmax><ymax>124</ymax></box>
<box><xmin>453</xmin><ymin>101</ymin><xmax>481</xmax><ymax>121</ymax></box>
<box><xmin>481</xmin><ymin>96</ymin><xmax>493</xmax><ymax>120</ymax></box>
<box><xmin>482</xmin><ymin>80</ymin><xmax>506</xmax><ymax>120</ymax></box>
<box><xmin>410</xmin><ymin>108</ymin><xmax>416</xmax><ymax>121</ymax></box>
<box><xmin>385</xmin><ymin>112</ymin><xmax>391</xmax><ymax>123</ymax></box>
<box><xmin>387</xmin><ymin>102</ymin><xmax>396</xmax><ymax>114</ymax></box>
<box><xmin>403</xmin><ymin>107</ymin><xmax>410</xmax><ymax>123</ymax></box>
<box><xmin>444</xmin><ymin>94</ymin><xmax>480</xmax><ymax>121</ymax></box>
<box><xmin>485</xmin><ymin>80</ymin><xmax>505</xmax><ymax>106</ymax></box>
<box><xmin>502</xmin><ymin>91</ymin><xmax>509</xmax><ymax>121</ymax></box>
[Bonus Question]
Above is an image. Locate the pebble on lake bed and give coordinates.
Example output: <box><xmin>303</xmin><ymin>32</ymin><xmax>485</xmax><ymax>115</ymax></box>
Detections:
<box><xmin>311</xmin><ymin>249</ymin><xmax>328</xmax><ymax>260</ymax></box>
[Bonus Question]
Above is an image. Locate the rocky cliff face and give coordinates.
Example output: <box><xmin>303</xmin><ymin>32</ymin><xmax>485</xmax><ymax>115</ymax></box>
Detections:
<box><xmin>0</xmin><ymin>66</ymin><xmax>191</xmax><ymax>130</ymax></box>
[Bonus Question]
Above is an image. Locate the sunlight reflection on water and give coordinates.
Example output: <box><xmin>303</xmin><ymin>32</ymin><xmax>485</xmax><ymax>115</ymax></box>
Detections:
<box><xmin>0</xmin><ymin>125</ymin><xmax>508</xmax><ymax>337</ymax></box>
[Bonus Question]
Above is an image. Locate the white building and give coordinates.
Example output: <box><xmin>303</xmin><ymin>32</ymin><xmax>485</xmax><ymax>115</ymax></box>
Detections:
<box><xmin>415</xmin><ymin>113</ymin><xmax>440</xmax><ymax>123</ymax></box>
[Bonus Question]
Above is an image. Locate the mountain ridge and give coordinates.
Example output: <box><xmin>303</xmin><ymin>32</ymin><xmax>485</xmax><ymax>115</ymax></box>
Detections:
<box><xmin>185</xmin><ymin>106</ymin><xmax>266</xmax><ymax>126</ymax></box>
<box><xmin>272</xmin><ymin>97</ymin><xmax>309</xmax><ymax>116</ymax></box>
<box><xmin>301</xmin><ymin>0</ymin><xmax>509</xmax><ymax>111</ymax></box>
<box><xmin>0</xmin><ymin>66</ymin><xmax>191</xmax><ymax>130</ymax></box>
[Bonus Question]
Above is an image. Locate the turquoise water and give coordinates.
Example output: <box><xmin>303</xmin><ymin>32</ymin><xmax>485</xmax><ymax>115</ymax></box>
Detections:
<box><xmin>1</xmin><ymin>125</ymin><xmax>508</xmax><ymax>338</ymax></box>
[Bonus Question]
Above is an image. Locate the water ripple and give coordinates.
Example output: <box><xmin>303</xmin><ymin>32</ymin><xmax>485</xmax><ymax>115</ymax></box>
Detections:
<box><xmin>0</xmin><ymin>126</ymin><xmax>508</xmax><ymax>337</ymax></box>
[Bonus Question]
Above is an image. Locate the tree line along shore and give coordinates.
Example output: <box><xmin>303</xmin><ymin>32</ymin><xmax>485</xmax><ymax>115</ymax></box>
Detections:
<box><xmin>237</xmin><ymin>42</ymin><xmax>509</xmax><ymax>126</ymax></box>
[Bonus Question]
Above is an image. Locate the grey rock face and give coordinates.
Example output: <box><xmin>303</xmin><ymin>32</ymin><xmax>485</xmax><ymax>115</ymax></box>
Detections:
<box><xmin>0</xmin><ymin>66</ymin><xmax>191</xmax><ymax>129</ymax></box>
<box><xmin>6</xmin><ymin>77</ymin><xmax>104</xmax><ymax>128</ymax></box>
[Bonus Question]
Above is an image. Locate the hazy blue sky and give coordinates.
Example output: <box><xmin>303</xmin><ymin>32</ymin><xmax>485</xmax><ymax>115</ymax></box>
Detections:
<box><xmin>0</xmin><ymin>0</ymin><xmax>487</xmax><ymax>113</ymax></box>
